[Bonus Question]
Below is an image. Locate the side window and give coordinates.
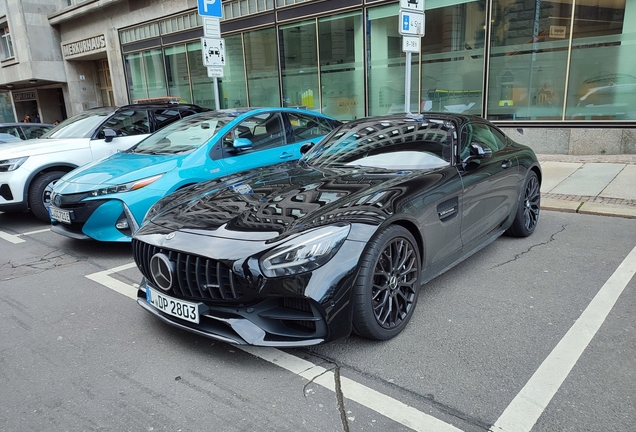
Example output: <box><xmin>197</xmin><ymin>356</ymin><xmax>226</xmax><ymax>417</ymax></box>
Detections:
<box><xmin>226</xmin><ymin>113</ymin><xmax>286</xmax><ymax>152</ymax></box>
<box><xmin>23</xmin><ymin>125</ymin><xmax>51</xmax><ymax>139</ymax></box>
<box><xmin>287</xmin><ymin>112</ymin><xmax>333</xmax><ymax>142</ymax></box>
<box><xmin>98</xmin><ymin>109</ymin><xmax>150</xmax><ymax>138</ymax></box>
<box><xmin>0</xmin><ymin>126</ymin><xmax>21</xmax><ymax>139</ymax></box>
<box><xmin>153</xmin><ymin>108</ymin><xmax>183</xmax><ymax>130</ymax></box>
<box><xmin>461</xmin><ymin>123</ymin><xmax>505</xmax><ymax>160</ymax></box>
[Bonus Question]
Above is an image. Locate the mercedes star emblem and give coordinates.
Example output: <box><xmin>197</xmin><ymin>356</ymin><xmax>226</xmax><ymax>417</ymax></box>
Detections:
<box><xmin>149</xmin><ymin>253</ymin><xmax>174</xmax><ymax>291</ymax></box>
<box><xmin>166</xmin><ymin>232</ymin><xmax>176</xmax><ymax>240</ymax></box>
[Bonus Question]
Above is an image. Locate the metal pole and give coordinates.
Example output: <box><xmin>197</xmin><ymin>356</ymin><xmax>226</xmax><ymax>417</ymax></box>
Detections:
<box><xmin>405</xmin><ymin>51</ymin><xmax>412</xmax><ymax>114</ymax></box>
<box><xmin>213</xmin><ymin>77</ymin><xmax>220</xmax><ymax>110</ymax></box>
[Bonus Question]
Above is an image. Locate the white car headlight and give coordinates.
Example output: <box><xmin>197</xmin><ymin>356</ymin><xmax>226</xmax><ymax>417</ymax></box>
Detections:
<box><xmin>260</xmin><ymin>224</ymin><xmax>350</xmax><ymax>277</ymax></box>
<box><xmin>90</xmin><ymin>174</ymin><xmax>164</xmax><ymax>197</ymax></box>
<box><xmin>0</xmin><ymin>156</ymin><xmax>28</xmax><ymax>172</ymax></box>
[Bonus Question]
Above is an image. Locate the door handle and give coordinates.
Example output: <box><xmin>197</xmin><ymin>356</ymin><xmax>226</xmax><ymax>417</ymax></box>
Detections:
<box><xmin>501</xmin><ymin>159</ymin><xmax>512</xmax><ymax>169</ymax></box>
<box><xmin>279</xmin><ymin>152</ymin><xmax>293</xmax><ymax>159</ymax></box>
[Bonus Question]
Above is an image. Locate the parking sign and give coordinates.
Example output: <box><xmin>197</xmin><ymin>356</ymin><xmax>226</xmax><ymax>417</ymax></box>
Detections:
<box><xmin>197</xmin><ymin>0</ymin><xmax>222</xmax><ymax>18</ymax></box>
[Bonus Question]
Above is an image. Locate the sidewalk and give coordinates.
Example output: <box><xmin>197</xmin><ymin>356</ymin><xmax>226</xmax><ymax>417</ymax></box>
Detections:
<box><xmin>538</xmin><ymin>154</ymin><xmax>636</xmax><ymax>219</ymax></box>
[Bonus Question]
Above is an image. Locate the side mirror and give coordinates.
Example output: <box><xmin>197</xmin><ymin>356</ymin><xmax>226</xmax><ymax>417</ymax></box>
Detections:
<box><xmin>300</xmin><ymin>142</ymin><xmax>315</xmax><ymax>154</ymax></box>
<box><xmin>103</xmin><ymin>128</ymin><xmax>117</xmax><ymax>143</ymax></box>
<box><xmin>233</xmin><ymin>137</ymin><xmax>253</xmax><ymax>151</ymax></box>
<box><xmin>468</xmin><ymin>142</ymin><xmax>492</xmax><ymax>159</ymax></box>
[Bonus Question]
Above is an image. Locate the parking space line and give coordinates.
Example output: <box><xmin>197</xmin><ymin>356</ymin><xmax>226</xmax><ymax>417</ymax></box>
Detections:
<box><xmin>85</xmin><ymin>262</ymin><xmax>138</xmax><ymax>300</ymax></box>
<box><xmin>0</xmin><ymin>231</ymin><xmax>26</xmax><ymax>244</ymax></box>
<box><xmin>492</xmin><ymin>244</ymin><xmax>636</xmax><ymax>432</ymax></box>
<box><xmin>240</xmin><ymin>346</ymin><xmax>463</xmax><ymax>432</ymax></box>
<box><xmin>21</xmin><ymin>228</ymin><xmax>51</xmax><ymax>236</ymax></box>
<box><xmin>87</xmin><ymin>263</ymin><xmax>463</xmax><ymax>432</ymax></box>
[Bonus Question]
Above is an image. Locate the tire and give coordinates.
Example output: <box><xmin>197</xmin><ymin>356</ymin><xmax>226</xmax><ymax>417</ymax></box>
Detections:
<box><xmin>28</xmin><ymin>171</ymin><xmax>66</xmax><ymax>222</ymax></box>
<box><xmin>506</xmin><ymin>170</ymin><xmax>540</xmax><ymax>237</ymax></box>
<box><xmin>352</xmin><ymin>225</ymin><xmax>421</xmax><ymax>341</ymax></box>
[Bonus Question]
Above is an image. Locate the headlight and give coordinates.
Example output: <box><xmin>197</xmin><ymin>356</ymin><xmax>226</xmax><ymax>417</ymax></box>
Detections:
<box><xmin>0</xmin><ymin>156</ymin><xmax>28</xmax><ymax>172</ymax></box>
<box><xmin>260</xmin><ymin>224</ymin><xmax>350</xmax><ymax>277</ymax></box>
<box><xmin>90</xmin><ymin>174</ymin><xmax>163</xmax><ymax>197</ymax></box>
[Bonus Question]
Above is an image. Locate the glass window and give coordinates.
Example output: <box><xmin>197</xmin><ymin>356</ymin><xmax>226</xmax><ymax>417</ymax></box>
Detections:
<box><xmin>0</xmin><ymin>126</ymin><xmax>20</xmax><ymax>139</ymax></box>
<box><xmin>227</xmin><ymin>113</ymin><xmax>286</xmax><ymax>151</ymax></box>
<box><xmin>565</xmin><ymin>0</ymin><xmax>636</xmax><ymax>120</ymax></box>
<box><xmin>186</xmin><ymin>41</ymin><xmax>217</xmax><ymax>109</ymax></box>
<box><xmin>461</xmin><ymin>123</ymin><xmax>505</xmax><ymax>160</ymax></box>
<box><xmin>218</xmin><ymin>34</ymin><xmax>248</xmax><ymax>109</ymax></box>
<box><xmin>319</xmin><ymin>12</ymin><xmax>365</xmax><ymax>120</ymax></box>
<box><xmin>421</xmin><ymin>1</ymin><xmax>486</xmax><ymax>116</ymax></box>
<box><xmin>22</xmin><ymin>125</ymin><xmax>52</xmax><ymax>139</ymax></box>
<box><xmin>367</xmin><ymin>4</ymin><xmax>419</xmax><ymax>115</ymax></box>
<box><xmin>0</xmin><ymin>26</ymin><xmax>14</xmax><ymax>60</ymax></box>
<box><xmin>144</xmin><ymin>49</ymin><xmax>167</xmax><ymax>98</ymax></box>
<box><xmin>244</xmin><ymin>28</ymin><xmax>281</xmax><ymax>107</ymax></box>
<box><xmin>165</xmin><ymin>45</ymin><xmax>192</xmax><ymax>103</ymax></box>
<box><xmin>488</xmin><ymin>0</ymin><xmax>572</xmax><ymax>120</ymax></box>
<box><xmin>287</xmin><ymin>112</ymin><xmax>333</xmax><ymax>142</ymax></box>
<box><xmin>279</xmin><ymin>20</ymin><xmax>319</xmax><ymax>110</ymax></box>
<box><xmin>152</xmin><ymin>108</ymin><xmax>184</xmax><ymax>130</ymax></box>
<box><xmin>98</xmin><ymin>109</ymin><xmax>150</xmax><ymax>137</ymax></box>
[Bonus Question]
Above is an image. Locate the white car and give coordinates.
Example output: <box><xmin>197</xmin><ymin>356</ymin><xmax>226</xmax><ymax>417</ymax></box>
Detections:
<box><xmin>0</xmin><ymin>103</ymin><xmax>207</xmax><ymax>221</ymax></box>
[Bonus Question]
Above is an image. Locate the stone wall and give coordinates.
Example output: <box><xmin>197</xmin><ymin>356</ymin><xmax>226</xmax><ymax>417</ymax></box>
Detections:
<box><xmin>501</xmin><ymin>127</ymin><xmax>636</xmax><ymax>155</ymax></box>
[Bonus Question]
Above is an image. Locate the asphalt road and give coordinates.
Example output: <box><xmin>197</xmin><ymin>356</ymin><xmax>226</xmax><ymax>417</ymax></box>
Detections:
<box><xmin>0</xmin><ymin>209</ymin><xmax>634</xmax><ymax>432</ymax></box>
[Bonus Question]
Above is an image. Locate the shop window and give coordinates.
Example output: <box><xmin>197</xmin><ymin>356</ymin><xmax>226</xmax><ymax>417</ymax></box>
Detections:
<box><xmin>244</xmin><ymin>28</ymin><xmax>281</xmax><ymax>107</ymax></box>
<box><xmin>0</xmin><ymin>25</ymin><xmax>14</xmax><ymax>60</ymax></box>
<box><xmin>280</xmin><ymin>20</ymin><xmax>319</xmax><ymax>110</ymax></box>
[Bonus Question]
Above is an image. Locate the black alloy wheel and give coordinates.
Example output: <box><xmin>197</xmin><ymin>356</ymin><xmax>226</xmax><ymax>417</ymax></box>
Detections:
<box><xmin>506</xmin><ymin>170</ymin><xmax>540</xmax><ymax>237</ymax></box>
<box><xmin>28</xmin><ymin>170</ymin><xmax>66</xmax><ymax>222</ymax></box>
<box><xmin>352</xmin><ymin>225</ymin><xmax>421</xmax><ymax>340</ymax></box>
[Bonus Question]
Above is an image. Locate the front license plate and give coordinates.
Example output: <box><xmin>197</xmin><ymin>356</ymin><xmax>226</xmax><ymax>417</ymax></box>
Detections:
<box><xmin>50</xmin><ymin>206</ymin><xmax>71</xmax><ymax>224</ymax></box>
<box><xmin>146</xmin><ymin>286</ymin><xmax>202</xmax><ymax>324</ymax></box>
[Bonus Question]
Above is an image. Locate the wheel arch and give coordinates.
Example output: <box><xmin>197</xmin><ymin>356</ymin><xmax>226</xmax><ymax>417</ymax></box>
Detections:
<box><xmin>389</xmin><ymin>218</ymin><xmax>425</xmax><ymax>266</ymax></box>
<box><xmin>22</xmin><ymin>163</ymin><xmax>78</xmax><ymax>204</ymax></box>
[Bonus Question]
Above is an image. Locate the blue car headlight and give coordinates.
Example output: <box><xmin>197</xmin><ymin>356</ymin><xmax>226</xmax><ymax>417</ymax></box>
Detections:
<box><xmin>90</xmin><ymin>174</ymin><xmax>164</xmax><ymax>197</ymax></box>
<box><xmin>259</xmin><ymin>224</ymin><xmax>350</xmax><ymax>277</ymax></box>
<box><xmin>0</xmin><ymin>156</ymin><xmax>28</xmax><ymax>172</ymax></box>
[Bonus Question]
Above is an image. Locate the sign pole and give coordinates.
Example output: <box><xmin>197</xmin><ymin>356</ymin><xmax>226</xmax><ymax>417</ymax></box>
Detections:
<box><xmin>213</xmin><ymin>77</ymin><xmax>221</xmax><ymax>110</ymax></box>
<box><xmin>405</xmin><ymin>51</ymin><xmax>412</xmax><ymax>114</ymax></box>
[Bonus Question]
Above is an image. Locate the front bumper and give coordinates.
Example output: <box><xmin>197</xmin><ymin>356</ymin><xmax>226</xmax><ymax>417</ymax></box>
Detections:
<box><xmin>0</xmin><ymin>168</ymin><xmax>29</xmax><ymax>212</ymax></box>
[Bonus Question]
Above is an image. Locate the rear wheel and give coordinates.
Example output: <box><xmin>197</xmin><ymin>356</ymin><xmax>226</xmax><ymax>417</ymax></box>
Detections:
<box><xmin>506</xmin><ymin>170</ymin><xmax>540</xmax><ymax>237</ymax></box>
<box><xmin>28</xmin><ymin>171</ymin><xmax>66</xmax><ymax>222</ymax></box>
<box><xmin>352</xmin><ymin>225</ymin><xmax>421</xmax><ymax>340</ymax></box>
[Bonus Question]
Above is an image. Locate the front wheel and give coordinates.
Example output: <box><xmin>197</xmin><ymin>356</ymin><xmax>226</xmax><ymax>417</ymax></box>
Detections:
<box><xmin>352</xmin><ymin>225</ymin><xmax>421</xmax><ymax>341</ymax></box>
<box><xmin>506</xmin><ymin>170</ymin><xmax>540</xmax><ymax>237</ymax></box>
<box><xmin>28</xmin><ymin>171</ymin><xmax>66</xmax><ymax>222</ymax></box>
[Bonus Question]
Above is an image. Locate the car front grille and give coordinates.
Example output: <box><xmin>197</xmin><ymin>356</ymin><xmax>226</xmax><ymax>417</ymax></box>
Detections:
<box><xmin>132</xmin><ymin>239</ymin><xmax>245</xmax><ymax>301</ymax></box>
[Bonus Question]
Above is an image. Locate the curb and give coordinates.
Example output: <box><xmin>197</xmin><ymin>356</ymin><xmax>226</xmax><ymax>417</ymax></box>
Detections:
<box><xmin>541</xmin><ymin>198</ymin><xmax>636</xmax><ymax>219</ymax></box>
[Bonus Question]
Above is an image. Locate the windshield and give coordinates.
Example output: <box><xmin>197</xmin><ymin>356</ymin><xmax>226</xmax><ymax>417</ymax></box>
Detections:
<box><xmin>128</xmin><ymin>112</ymin><xmax>231</xmax><ymax>155</ymax></box>
<box><xmin>41</xmin><ymin>108</ymin><xmax>116</xmax><ymax>139</ymax></box>
<box><xmin>302</xmin><ymin>118</ymin><xmax>454</xmax><ymax>170</ymax></box>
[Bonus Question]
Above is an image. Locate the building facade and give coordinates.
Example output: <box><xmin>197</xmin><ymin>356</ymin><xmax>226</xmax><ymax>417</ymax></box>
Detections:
<box><xmin>1</xmin><ymin>0</ymin><xmax>634</xmax><ymax>154</ymax></box>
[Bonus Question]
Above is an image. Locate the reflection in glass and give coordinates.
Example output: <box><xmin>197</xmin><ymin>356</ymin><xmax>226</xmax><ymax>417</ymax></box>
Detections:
<box><xmin>319</xmin><ymin>12</ymin><xmax>365</xmax><ymax>120</ymax></box>
<box><xmin>487</xmin><ymin>0</ymin><xmax>571</xmax><ymax>120</ymax></box>
<box><xmin>124</xmin><ymin>52</ymin><xmax>148</xmax><ymax>101</ymax></box>
<box><xmin>245</xmin><ymin>28</ymin><xmax>281</xmax><ymax>107</ymax></box>
<box><xmin>565</xmin><ymin>0</ymin><xmax>636</xmax><ymax>120</ymax></box>
<box><xmin>144</xmin><ymin>49</ymin><xmax>168</xmax><ymax>98</ymax></box>
<box><xmin>219</xmin><ymin>34</ymin><xmax>248</xmax><ymax>109</ymax></box>
<box><xmin>187</xmin><ymin>41</ymin><xmax>217</xmax><ymax>109</ymax></box>
<box><xmin>421</xmin><ymin>1</ymin><xmax>486</xmax><ymax>116</ymax></box>
<box><xmin>165</xmin><ymin>45</ymin><xmax>191</xmax><ymax>103</ymax></box>
<box><xmin>367</xmin><ymin>4</ymin><xmax>409</xmax><ymax>115</ymax></box>
<box><xmin>280</xmin><ymin>20</ymin><xmax>319</xmax><ymax>110</ymax></box>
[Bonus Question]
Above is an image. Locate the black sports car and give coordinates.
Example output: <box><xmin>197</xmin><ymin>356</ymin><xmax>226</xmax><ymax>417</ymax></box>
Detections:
<box><xmin>132</xmin><ymin>113</ymin><xmax>541</xmax><ymax>346</ymax></box>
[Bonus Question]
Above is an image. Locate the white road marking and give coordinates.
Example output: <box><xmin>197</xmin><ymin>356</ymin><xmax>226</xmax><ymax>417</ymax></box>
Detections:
<box><xmin>0</xmin><ymin>231</ymin><xmax>26</xmax><ymax>244</ymax></box>
<box><xmin>21</xmin><ymin>228</ymin><xmax>51</xmax><ymax>236</ymax></box>
<box><xmin>85</xmin><ymin>262</ymin><xmax>139</xmax><ymax>300</ymax></box>
<box><xmin>0</xmin><ymin>227</ymin><xmax>51</xmax><ymax>243</ymax></box>
<box><xmin>87</xmin><ymin>263</ymin><xmax>463</xmax><ymax>432</ymax></box>
<box><xmin>491</xmin><ymin>244</ymin><xmax>636</xmax><ymax>432</ymax></box>
<box><xmin>239</xmin><ymin>346</ymin><xmax>463</xmax><ymax>432</ymax></box>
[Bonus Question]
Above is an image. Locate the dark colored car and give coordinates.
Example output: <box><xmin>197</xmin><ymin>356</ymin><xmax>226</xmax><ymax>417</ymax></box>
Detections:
<box><xmin>0</xmin><ymin>123</ymin><xmax>54</xmax><ymax>140</ymax></box>
<box><xmin>132</xmin><ymin>113</ymin><xmax>541</xmax><ymax>346</ymax></box>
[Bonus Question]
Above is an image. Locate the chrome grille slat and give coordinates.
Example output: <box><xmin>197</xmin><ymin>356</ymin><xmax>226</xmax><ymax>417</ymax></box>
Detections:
<box><xmin>132</xmin><ymin>239</ymin><xmax>244</xmax><ymax>301</ymax></box>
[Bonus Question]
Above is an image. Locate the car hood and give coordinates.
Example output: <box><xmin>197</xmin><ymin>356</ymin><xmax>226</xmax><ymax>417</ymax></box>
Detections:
<box><xmin>56</xmin><ymin>152</ymin><xmax>182</xmax><ymax>192</ymax></box>
<box><xmin>138</xmin><ymin>162</ymin><xmax>449</xmax><ymax>243</ymax></box>
<box><xmin>0</xmin><ymin>137</ymin><xmax>88</xmax><ymax>158</ymax></box>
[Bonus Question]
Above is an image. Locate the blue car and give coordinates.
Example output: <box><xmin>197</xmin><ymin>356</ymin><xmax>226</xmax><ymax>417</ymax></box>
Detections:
<box><xmin>49</xmin><ymin>108</ymin><xmax>340</xmax><ymax>242</ymax></box>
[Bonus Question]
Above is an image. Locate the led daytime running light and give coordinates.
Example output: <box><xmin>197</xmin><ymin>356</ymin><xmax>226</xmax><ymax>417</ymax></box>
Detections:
<box><xmin>90</xmin><ymin>174</ymin><xmax>163</xmax><ymax>197</ymax></box>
